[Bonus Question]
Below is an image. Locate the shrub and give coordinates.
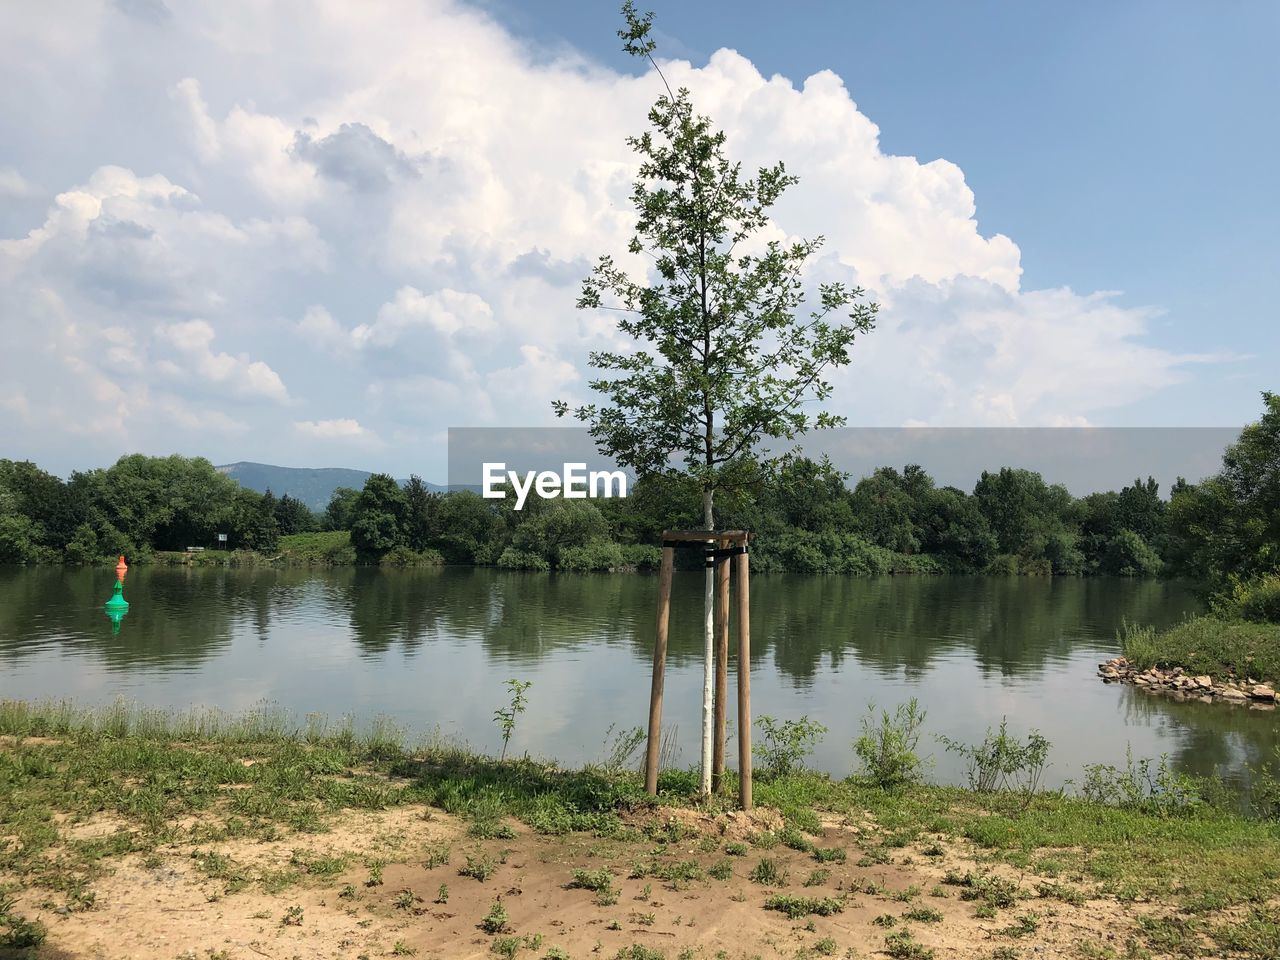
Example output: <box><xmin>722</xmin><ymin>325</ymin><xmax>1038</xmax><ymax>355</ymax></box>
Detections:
<box><xmin>753</xmin><ymin>715</ymin><xmax>828</xmax><ymax>778</ymax></box>
<box><xmin>763</xmin><ymin>894</ymin><xmax>844</xmax><ymax>919</ymax></box>
<box><xmin>1226</xmin><ymin>573</ymin><xmax>1280</xmax><ymax>623</ymax></box>
<box><xmin>620</xmin><ymin>543</ymin><xmax>663</xmax><ymax>570</ymax></box>
<box><xmin>496</xmin><ymin>548</ymin><xmax>551</xmax><ymax>571</ymax></box>
<box><xmin>938</xmin><ymin>718</ymin><xmax>1050</xmax><ymax>798</ymax></box>
<box><xmin>380</xmin><ymin>544</ymin><xmax>446</xmax><ymax>567</ymax></box>
<box><xmin>1079</xmin><ymin>750</ymin><xmax>1203</xmax><ymax>816</ymax></box>
<box><xmin>853</xmin><ymin>699</ymin><xmax>927</xmax><ymax>789</ymax></box>
<box><xmin>559</xmin><ymin>539</ymin><xmax>625</xmax><ymax>572</ymax></box>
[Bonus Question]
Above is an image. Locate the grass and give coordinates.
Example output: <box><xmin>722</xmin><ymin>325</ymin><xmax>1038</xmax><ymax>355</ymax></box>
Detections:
<box><xmin>762</xmin><ymin>894</ymin><xmax>844</xmax><ymax>919</ymax></box>
<box><xmin>277</xmin><ymin>530</ymin><xmax>357</xmax><ymax>565</ymax></box>
<box><xmin>1122</xmin><ymin>616</ymin><xmax>1280</xmax><ymax>681</ymax></box>
<box><xmin>5</xmin><ymin>699</ymin><xmax>1280</xmax><ymax>959</ymax></box>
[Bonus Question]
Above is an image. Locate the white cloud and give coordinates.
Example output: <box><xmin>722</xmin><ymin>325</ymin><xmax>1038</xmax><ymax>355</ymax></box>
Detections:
<box><xmin>294</xmin><ymin>418</ymin><xmax>379</xmax><ymax>442</ymax></box>
<box><xmin>0</xmin><ymin>0</ymin><xmax>1225</xmax><ymax>475</ymax></box>
<box><xmin>155</xmin><ymin>319</ymin><xmax>290</xmax><ymax>403</ymax></box>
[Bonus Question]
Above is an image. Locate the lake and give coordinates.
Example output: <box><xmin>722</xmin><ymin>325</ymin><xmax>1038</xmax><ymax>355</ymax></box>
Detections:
<box><xmin>1</xmin><ymin>566</ymin><xmax>1275</xmax><ymax>791</ymax></box>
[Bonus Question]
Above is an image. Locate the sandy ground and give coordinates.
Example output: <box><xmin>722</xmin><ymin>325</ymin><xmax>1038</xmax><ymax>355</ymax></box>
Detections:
<box><xmin>4</xmin><ymin>804</ymin><xmax>1146</xmax><ymax>960</ymax></box>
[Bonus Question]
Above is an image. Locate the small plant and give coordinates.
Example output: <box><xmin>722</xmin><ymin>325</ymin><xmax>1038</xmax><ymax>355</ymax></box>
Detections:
<box><xmin>814</xmin><ymin>938</ymin><xmax>837</xmax><ymax>956</ymax></box>
<box><xmin>812</xmin><ymin>847</ymin><xmax>846</xmax><ymax>864</ymax></box>
<box><xmin>545</xmin><ymin>949</ymin><xmax>571</xmax><ymax>960</ymax></box>
<box><xmin>392</xmin><ymin>942</ymin><xmax>417</xmax><ymax>956</ymax></box>
<box><xmin>749</xmin><ymin>857</ymin><xmax>786</xmax><ymax>886</ymax></box>
<box><xmin>938</xmin><ymin>718</ymin><xmax>1050</xmax><ymax>801</ymax></box>
<box><xmin>780</xmin><ymin>826</ymin><xmax>814</xmax><ymax>853</ymax></box>
<box><xmin>338</xmin><ymin>883</ymin><xmax>357</xmax><ymax>900</ymax></box>
<box><xmin>903</xmin><ymin>905</ymin><xmax>943</xmax><ymax>923</ymax></box>
<box><xmin>724</xmin><ymin>841</ymin><xmax>748</xmax><ymax>856</ymax></box>
<box><xmin>853</xmin><ymin>698</ymin><xmax>927</xmax><ymax>789</ymax></box>
<box><xmin>394</xmin><ymin>888</ymin><xmax>417</xmax><ymax>910</ymax></box>
<box><xmin>424</xmin><ymin>843</ymin><xmax>452</xmax><ymax>868</ymax></box>
<box><xmin>492</xmin><ymin>936</ymin><xmax>522</xmax><ymax>958</ymax></box>
<box><xmin>569</xmin><ymin>869</ymin><xmax>615</xmax><ymax>893</ymax></box>
<box><xmin>753</xmin><ymin>715</ymin><xmax>828</xmax><ymax>778</ymax></box>
<box><xmin>884</xmin><ymin>929</ymin><xmax>934</xmax><ymax>960</ymax></box>
<box><xmin>709</xmin><ymin>859</ymin><xmax>733</xmax><ymax>881</ymax></box>
<box><xmin>481</xmin><ymin>897</ymin><xmax>511</xmax><ymax>934</ymax></box>
<box><xmin>494</xmin><ymin>679</ymin><xmax>533</xmax><ymax>761</ymax></box>
<box><xmin>462</xmin><ymin>853</ymin><xmax>500</xmax><ymax>882</ymax></box>
<box><xmin>998</xmin><ymin>913</ymin><xmax>1041</xmax><ymax>938</ymax></box>
<box><xmin>281</xmin><ymin>904</ymin><xmax>304</xmax><ymax>926</ymax></box>
<box><xmin>365</xmin><ymin>862</ymin><xmax>385</xmax><ymax>887</ymax></box>
<box><xmin>435</xmin><ymin>883</ymin><xmax>450</xmax><ymax>904</ymax></box>
<box><xmin>873</xmin><ymin>913</ymin><xmax>897</xmax><ymax>928</ymax></box>
<box><xmin>803</xmin><ymin>868</ymin><xmax>830</xmax><ymax>887</ymax></box>
<box><xmin>763</xmin><ymin>895</ymin><xmax>844</xmax><ymax>919</ymax></box>
<box><xmin>747</xmin><ymin>830</ymin><xmax>778</xmax><ymax>849</ymax></box>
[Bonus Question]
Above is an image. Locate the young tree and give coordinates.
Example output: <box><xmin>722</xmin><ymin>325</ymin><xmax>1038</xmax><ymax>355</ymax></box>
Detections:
<box><xmin>555</xmin><ymin>3</ymin><xmax>878</xmax><ymax>794</ymax></box>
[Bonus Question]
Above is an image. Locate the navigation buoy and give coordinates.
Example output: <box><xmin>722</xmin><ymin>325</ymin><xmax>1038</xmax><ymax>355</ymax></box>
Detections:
<box><xmin>115</xmin><ymin>554</ymin><xmax>128</xmax><ymax>582</ymax></box>
<box><xmin>104</xmin><ymin>578</ymin><xmax>129</xmax><ymax>633</ymax></box>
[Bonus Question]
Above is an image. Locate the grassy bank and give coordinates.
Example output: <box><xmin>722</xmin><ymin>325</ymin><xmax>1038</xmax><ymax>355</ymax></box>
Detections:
<box><xmin>3</xmin><ymin>700</ymin><xmax>1280</xmax><ymax>957</ymax></box>
<box><xmin>1122</xmin><ymin>616</ymin><xmax>1280</xmax><ymax>682</ymax></box>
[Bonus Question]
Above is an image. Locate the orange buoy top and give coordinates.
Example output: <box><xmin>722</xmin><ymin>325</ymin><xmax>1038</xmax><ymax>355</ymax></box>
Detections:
<box><xmin>115</xmin><ymin>554</ymin><xmax>128</xmax><ymax>582</ymax></box>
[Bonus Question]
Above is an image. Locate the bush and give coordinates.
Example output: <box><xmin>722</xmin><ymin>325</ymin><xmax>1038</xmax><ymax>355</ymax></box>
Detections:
<box><xmin>1226</xmin><ymin>574</ymin><xmax>1280</xmax><ymax>623</ymax></box>
<box><xmin>984</xmin><ymin>554</ymin><xmax>1020</xmax><ymax>576</ymax></box>
<box><xmin>1079</xmin><ymin>749</ymin><xmax>1203</xmax><ymax>816</ymax></box>
<box><xmin>753</xmin><ymin>715</ymin><xmax>828</xmax><ymax>778</ymax></box>
<box><xmin>559</xmin><ymin>539</ymin><xmax>625</xmax><ymax>572</ymax></box>
<box><xmin>496</xmin><ymin>548</ymin><xmax>551</xmax><ymax>571</ymax></box>
<box><xmin>619</xmin><ymin>543</ymin><xmax>662</xmax><ymax>571</ymax></box>
<box><xmin>938</xmin><ymin>718</ymin><xmax>1050</xmax><ymax>799</ymax></box>
<box><xmin>1103</xmin><ymin>529</ymin><xmax>1164</xmax><ymax>578</ymax></box>
<box><xmin>380</xmin><ymin>545</ymin><xmax>446</xmax><ymax>567</ymax></box>
<box><xmin>853</xmin><ymin>699</ymin><xmax>927</xmax><ymax>790</ymax></box>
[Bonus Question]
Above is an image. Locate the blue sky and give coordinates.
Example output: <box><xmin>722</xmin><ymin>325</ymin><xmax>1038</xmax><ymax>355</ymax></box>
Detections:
<box><xmin>481</xmin><ymin>0</ymin><xmax>1279</xmax><ymax>424</ymax></box>
<box><xmin>0</xmin><ymin>1</ymin><xmax>1275</xmax><ymax>478</ymax></box>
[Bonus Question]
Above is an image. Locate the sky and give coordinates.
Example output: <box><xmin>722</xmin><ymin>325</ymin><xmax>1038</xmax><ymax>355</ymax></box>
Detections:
<box><xmin>1</xmin><ymin>0</ymin><xmax>1275</xmax><ymax>481</ymax></box>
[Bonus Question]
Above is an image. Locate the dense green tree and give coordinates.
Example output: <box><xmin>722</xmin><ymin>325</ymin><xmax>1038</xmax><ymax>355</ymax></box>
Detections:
<box><xmin>402</xmin><ymin>476</ymin><xmax>439</xmax><ymax>552</ymax></box>
<box><xmin>349</xmin><ymin>474</ymin><xmax>408</xmax><ymax>561</ymax></box>
<box><xmin>322</xmin><ymin>486</ymin><xmax>360</xmax><ymax>532</ymax></box>
<box><xmin>274</xmin><ymin>493</ymin><xmax>316</xmax><ymax>536</ymax></box>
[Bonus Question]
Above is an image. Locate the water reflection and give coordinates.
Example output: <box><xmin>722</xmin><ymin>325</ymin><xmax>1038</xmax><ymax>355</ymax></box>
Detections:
<box><xmin>3</xmin><ymin>565</ymin><xmax>1272</xmax><ymax>790</ymax></box>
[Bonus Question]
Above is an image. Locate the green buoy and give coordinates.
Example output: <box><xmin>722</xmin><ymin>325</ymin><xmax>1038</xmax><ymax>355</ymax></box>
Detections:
<box><xmin>104</xmin><ymin>579</ymin><xmax>129</xmax><ymax>634</ymax></box>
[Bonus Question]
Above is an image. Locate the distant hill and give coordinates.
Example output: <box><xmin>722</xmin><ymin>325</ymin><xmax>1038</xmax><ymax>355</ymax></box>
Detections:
<box><xmin>216</xmin><ymin>462</ymin><xmax>439</xmax><ymax>511</ymax></box>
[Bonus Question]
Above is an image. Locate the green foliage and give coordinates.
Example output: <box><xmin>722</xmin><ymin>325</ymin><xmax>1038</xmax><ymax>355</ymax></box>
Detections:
<box><xmin>1122</xmin><ymin>616</ymin><xmax>1280</xmax><ymax>682</ymax></box>
<box><xmin>555</xmin><ymin>6</ymin><xmax>876</xmax><ymax>521</ymax></box>
<box><xmin>762</xmin><ymin>894</ymin><xmax>844</xmax><ymax>919</ymax></box>
<box><xmin>753</xmin><ymin>715</ymin><xmax>828</xmax><ymax>778</ymax></box>
<box><xmin>853</xmin><ymin>699</ymin><xmax>927</xmax><ymax>790</ymax></box>
<box><xmin>494</xmin><ymin>679</ymin><xmax>532</xmax><ymax>762</ymax></box>
<box><xmin>349</xmin><ymin>473</ymin><xmax>408</xmax><ymax>561</ymax></box>
<box><xmin>1079</xmin><ymin>750</ymin><xmax>1204</xmax><ymax>815</ymax></box>
<box><xmin>1224</xmin><ymin>573</ymin><xmax>1280</xmax><ymax>623</ymax></box>
<box><xmin>481</xmin><ymin>897</ymin><xmax>511</xmax><ymax>934</ymax></box>
<box><xmin>938</xmin><ymin>718</ymin><xmax>1050</xmax><ymax>798</ymax></box>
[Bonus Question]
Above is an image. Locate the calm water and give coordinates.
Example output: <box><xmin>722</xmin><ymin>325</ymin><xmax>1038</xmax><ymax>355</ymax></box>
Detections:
<box><xmin>1</xmin><ymin>567</ymin><xmax>1275</xmax><ymax>790</ymax></box>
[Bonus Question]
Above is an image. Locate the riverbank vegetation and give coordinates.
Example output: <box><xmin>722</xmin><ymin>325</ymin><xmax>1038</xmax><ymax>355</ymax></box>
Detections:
<box><xmin>1115</xmin><ymin>394</ymin><xmax>1280</xmax><ymax>681</ymax></box>
<box><xmin>2</xmin><ymin>697</ymin><xmax>1280</xmax><ymax>957</ymax></box>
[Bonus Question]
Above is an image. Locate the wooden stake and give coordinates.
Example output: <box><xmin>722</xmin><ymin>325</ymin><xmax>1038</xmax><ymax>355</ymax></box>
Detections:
<box><xmin>711</xmin><ymin>554</ymin><xmax>730</xmax><ymax>793</ymax></box>
<box><xmin>645</xmin><ymin>545</ymin><xmax>675</xmax><ymax>795</ymax></box>
<box><xmin>735</xmin><ymin>549</ymin><xmax>752</xmax><ymax>810</ymax></box>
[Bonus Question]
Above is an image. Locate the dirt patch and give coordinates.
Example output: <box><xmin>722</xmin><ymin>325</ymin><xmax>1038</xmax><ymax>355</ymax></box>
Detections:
<box><xmin>5</xmin><ymin>803</ymin><xmax>1153</xmax><ymax>960</ymax></box>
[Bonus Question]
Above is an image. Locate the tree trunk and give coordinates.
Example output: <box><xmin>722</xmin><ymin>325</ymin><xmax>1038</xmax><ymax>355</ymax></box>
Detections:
<box><xmin>700</xmin><ymin>488</ymin><xmax>714</xmax><ymax>796</ymax></box>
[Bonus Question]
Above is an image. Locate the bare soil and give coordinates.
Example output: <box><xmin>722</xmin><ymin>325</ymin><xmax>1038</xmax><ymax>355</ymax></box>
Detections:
<box><xmin>2</xmin><ymin>800</ymin><xmax>1155</xmax><ymax>960</ymax></box>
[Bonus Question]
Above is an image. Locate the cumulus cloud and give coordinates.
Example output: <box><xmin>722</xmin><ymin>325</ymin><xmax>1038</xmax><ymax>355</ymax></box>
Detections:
<box><xmin>0</xmin><ymin>0</ymin><xmax>1221</xmax><ymax>475</ymax></box>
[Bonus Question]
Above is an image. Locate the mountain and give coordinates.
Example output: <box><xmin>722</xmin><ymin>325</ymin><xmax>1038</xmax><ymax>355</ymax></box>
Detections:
<box><xmin>216</xmin><ymin>462</ymin><xmax>438</xmax><ymax>511</ymax></box>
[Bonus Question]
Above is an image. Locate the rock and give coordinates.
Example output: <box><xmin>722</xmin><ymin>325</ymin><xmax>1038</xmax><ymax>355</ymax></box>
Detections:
<box><xmin>1250</xmin><ymin>685</ymin><xmax>1276</xmax><ymax>701</ymax></box>
<box><xmin>1221</xmin><ymin>687</ymin><xmax>1247</xmax><ymax>700</ymax></box>
<box><xmin>1194</xmin><ymin>675</ymin><xmax>1212</xmax><ymax>689</ymax></box>
<box><xmin>1100</xmin><ymin>667</ymin><xmax>1119</xmax><ymax>680</ymax></box>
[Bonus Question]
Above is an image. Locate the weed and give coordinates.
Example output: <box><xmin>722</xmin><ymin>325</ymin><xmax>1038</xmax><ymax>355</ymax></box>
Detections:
<box><xmin>435</xmin><ymin>883</ymin><xmax>450</xmax><ymax>904</ymax></box>
<box><xmin>481</xmin><ymin>897</ymin><xmax>511</xmax><ymax>934</ymax></box>
<box><xmin>763</xmin><ymin>895</ymin><xmax>844</xmax><ymax>919</ymax></box>
<box><xmin>884</xmin><ymin>929</ymin><xmax>934</xmax><ymax>960</ymax></box>
<box><xmin>281</xmin><ymin>904</ymin><xmax>303</xmax><ymax>926</ymax></box>
<box><xmin>462</xmin><ymin>853</ymin><xmax>500</xmax><ymax>882</ymax></box>
<box><xmin>903</xmin><ymin>905</ymin><xmax>943</xmax><ymax>923</ymax></box>
<box><xmin>493</xmin><ymin>679</ymin><xmax>533</xmax><ymax>762</ymax></box>
<box><xmin>803</xmin><ymin>868</ymin><xmax>830</xmax><ymax>887</ymax></box>
<box><xmin>749</xmin><ymin>857</ymin><xmax>786</xmax><ymax>886</ymax></box>
<box><xmin>853</xmin><ymin>699</ymin><xmax>927</xmax><ymax>790</ymax></box>
<box><xmin>812</xmin><ymin>847</ymin><xmax>846</xmax><ymax>864</ymax></box>
<box><xmin>724</xmin><ymin>841</ymin><xmax>748</xmax><ymax>856</ymax></box>
<box><xmin>709</xmin><ymin>859</ymin><xmax>733</xmax><ymax>881</ymax></box>
<box><xmin>754</xmin><ymin>715</ymin><xmax>828</xmax><ymax>778</ymax></box>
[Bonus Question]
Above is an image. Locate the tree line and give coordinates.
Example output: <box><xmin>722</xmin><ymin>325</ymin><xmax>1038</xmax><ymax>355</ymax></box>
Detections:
<box><xmin>5</xmin><ymin>392</ymin><xmax>1273</xmax><ymax>585</ymax></box>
